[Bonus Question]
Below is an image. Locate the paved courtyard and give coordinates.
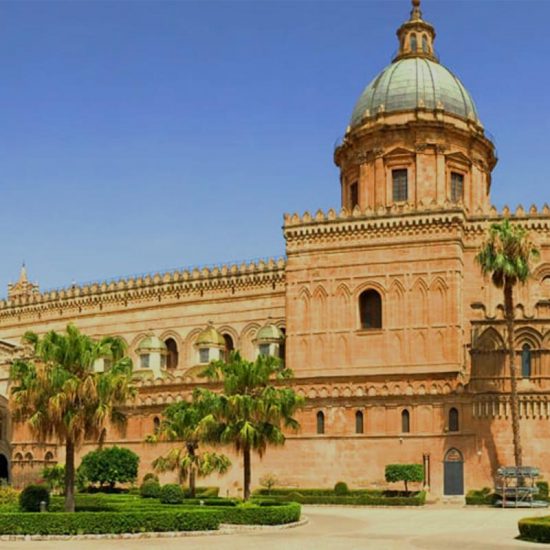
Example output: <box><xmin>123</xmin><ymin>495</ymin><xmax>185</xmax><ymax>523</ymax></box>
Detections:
<box><xmin>0</xmin><ymin>506</ymin><xmax>547</xmax><ymax>549</ymax></box>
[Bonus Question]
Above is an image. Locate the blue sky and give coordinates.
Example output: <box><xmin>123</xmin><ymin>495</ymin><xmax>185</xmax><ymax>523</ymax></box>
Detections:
<box><xmin>1</xmin><ymin>0</ymin><xmax>549</xmax><ymax>294</ymax></box>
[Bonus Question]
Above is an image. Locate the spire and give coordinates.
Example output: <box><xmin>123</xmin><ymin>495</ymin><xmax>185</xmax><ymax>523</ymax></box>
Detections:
<box><xmin>394</xmin><ymin>0</ymin><xmax>437</xmax><ymax>63</ymax></box>
<box><xmin>410</xmin><ymin>0</ymin><xmax>422</xmax><ymax>21</ymax></box>
<box><xmin>19</xmin><ymin>262</ymin><xmax>28</xmax><ymax>283</ymax></box>
<box><xmin>7</xmin><ymin>264</ymin><xmax>39</xmax><ymax>301</ymax></box>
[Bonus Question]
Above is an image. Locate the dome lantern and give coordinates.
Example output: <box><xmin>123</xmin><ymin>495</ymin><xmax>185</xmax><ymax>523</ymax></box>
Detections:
<box><xmin>394</xmin><ymin>0</ymin><xmax>437</xmax><ymax>63</ymax></box>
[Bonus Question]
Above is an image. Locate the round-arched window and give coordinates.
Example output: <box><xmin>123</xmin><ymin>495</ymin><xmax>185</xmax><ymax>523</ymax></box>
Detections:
<box><xmin>401</xmin><ymin>409</ymin><xmax>410</xmax><ymax>433</ymax></box>
<box><xmin>449</xmin><ymin>408</ymin><xmax>459</xmax><ymax>432</ymax></box>
<box><xmin>316</xmin><ymin>411</ymin><xmax>325</xmax><ymax>435</ymax></box>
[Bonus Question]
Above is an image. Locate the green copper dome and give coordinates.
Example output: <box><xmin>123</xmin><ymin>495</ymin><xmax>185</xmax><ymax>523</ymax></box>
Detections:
<box><xmin>350</xmin><ymin>58</ymin><xmax>478</xmax><ymax>127</ymax></box>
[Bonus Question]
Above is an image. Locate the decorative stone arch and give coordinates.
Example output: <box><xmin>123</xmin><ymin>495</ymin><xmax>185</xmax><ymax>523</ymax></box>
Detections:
<box><xmin>409</xmin><ymin>277</ymin><xmax>428</xmax><ymax>326</ymax></box>
<box><xmin>240</xmin><ymin>322</ymin><xmax>262</xmax><ymax>360</ymax></box>
<box><xmin>430</xmin><ymin>277</ymin><xmax>448</xmax><ymax>325</ymax></box>
<box><xmin>515</xmin><ymin>327</ymin><xmax>542</xmax><ymax>349</ymax></box>
<box><xmin>311</xmin><ymin>285</ymin><xmax>329</xmax><ymax>331</ymax></box>
<box><xmin>354</xmin><ymin>280</ymin><xmax>386</xmax><ymax>300</ymax></box>
<box><xmin>159</xmin><ymin>330</ymin><xmax>183</xmax><ymax>370</ymax></box>
<box><xmin>533</xmin><ymin>263</ymin><xmax>550</xmax><ymax>282</ymax></box>
<box><xmin>218</xmin><ymin>325</ymin><xmax>240</xmax><ymax>357</ymax></box>
<box><xmin>183</xmin><ymin>327</ymin><xmax>204</xmax><ymax>366</ymax></box>
<box><xmin>388</xmin><ymin>279</ymin><xmax>405</xmax><ymax>329</ymax></box>
<box><xmin>474</xmin><ymin>327</ymin><xmax>505</xmax><ymax>351</ymax></box>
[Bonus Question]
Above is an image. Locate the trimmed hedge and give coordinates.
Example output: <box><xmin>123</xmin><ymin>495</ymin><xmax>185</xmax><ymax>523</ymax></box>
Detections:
<box><xmin>216</xmin><ymin>502</ymin><xmax>301</xmax><ymax>525</ymax></box>
<box><xmin>20</xmin><ymin>485</ymin><xmax>50</xmax><ymax>513</ymax></box>
<box><xmin>253</xmin><ymin>487</ymin><xmax>425</xmax><ymax>506</ymax></box>
<box><xmin>518</xmin><ymin>516</ymin><xmax>550</xmax><ymax>543</ymax></box>
<box><xmin>160</xmin><ymin>484</ymin><xmax>185</xmax><ymax>505</ymax></box>
<box><xmin>465</xmin><ymin>488</ymin><xmax>496</xmax><ymax>506</ymax></box>
<box><xmin>140</xmin><ymin>480</ymin><xmax>161</xmax><ymax>499</ymax></box>
<box><xmin>0</xmin><ymin>510</ymin><xmax>219</xmax><ymax>535</ymax></box>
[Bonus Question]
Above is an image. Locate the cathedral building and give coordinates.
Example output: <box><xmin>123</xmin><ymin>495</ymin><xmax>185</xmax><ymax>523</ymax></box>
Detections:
<box><xmin>1</xmin><ymin>0</ymin><xmax>550</xmax><ymax>496</ymax></box>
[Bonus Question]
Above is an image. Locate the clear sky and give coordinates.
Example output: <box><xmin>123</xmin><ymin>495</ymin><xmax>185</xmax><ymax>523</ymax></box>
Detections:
<box><xmin>1</xmin><ymin>0</ymin><xmax>549</xmax><ymax>295</ymax></box>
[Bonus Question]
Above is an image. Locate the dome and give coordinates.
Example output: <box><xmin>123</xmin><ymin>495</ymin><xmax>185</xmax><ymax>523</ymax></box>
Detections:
<box><xmin>196</xmin><ymin>325</ymin><xmax>225</xmax><ymax>347</ymax></box>
<box><xmin>350</xmin><ymin>58</ymin><xmax>478</xmax><ymax>128</ymax></box>
<box><xmin>255</xmin><ymin>323</ymin><xmax>284</xmax><ymax>343</ymax></box>
<box><xmin>137</xmin><ymin>336</ymin><xmax>167</xmax><ymax>353</ymax></box>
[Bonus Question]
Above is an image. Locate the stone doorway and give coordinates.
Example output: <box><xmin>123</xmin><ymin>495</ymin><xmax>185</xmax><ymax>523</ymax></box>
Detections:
<box><xmin>443</xmin><ymin>448</ymin><xmax>464</xmax><ymax>495</ymax></box>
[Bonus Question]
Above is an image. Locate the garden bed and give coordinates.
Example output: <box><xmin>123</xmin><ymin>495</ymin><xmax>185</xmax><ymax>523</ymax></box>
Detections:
<box><xmin>0</xmin><ymin>495</ymin><xmax>301</xmax><ymax>535</ymax></box>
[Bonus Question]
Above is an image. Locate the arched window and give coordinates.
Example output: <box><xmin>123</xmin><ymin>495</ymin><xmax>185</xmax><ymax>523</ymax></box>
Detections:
<box><xmin>223</xmin><ymin>334</ymin><xmax>234</xmax><ymax>361</ymax></box>
<box><xmin>422</xmin><ymin>34</ymin><xmax>429</xmax><ymax>53</ymax></box>
<box><xmin>165</xmin><ymin>338</ymin><xmax>179</xmax><ymax>369</ymax></box>
<box><xmin>449</xmin><ymin>408</ymin><xmax>459</xmax><ymax>432</ymax></box>
<box><xmin>14</xmin><ymin>453</ymin><xmax>23</xmax><ymax>461</ymax></box>
<box><xmin>44</xmin><ymin>451</ymin><xmax>54</xmax><ymax>462</ymax></box>
<box><xmin>522</xmin><ymin>344</ymin><xmax>532</xmax><ymax>378</ymax></box>
<box><xmin>401</xmin><ymin>409</ymin><xmax>410</xmax><ymax>433</ymax></box>
<box><xmin>359</xmin><ymin>290</ymin><xmax>382</xmax><ymax>329</ymax></box>
<box><xmin>316</xmin><ymin>411</ymin><xmax>325</xmax><ymax>435</ymax></box>
<box><xmin>153</xmin><ymin>416</ymin><xmax>161</xmax><ymax>434</ymax></box>
<box><xmin>24</xmin><ymin>452</ymin><xmax>33</xmax><ymax>462</ymax></box>
<box><xmin>410</xmin><ymin>33</ymin><xmax>418</xmax><ymax>52</ymax></box>
<box><xmin>355</xmin><ymin>411</ymin><xmax>364</xmax><ymax>434</ymax></box>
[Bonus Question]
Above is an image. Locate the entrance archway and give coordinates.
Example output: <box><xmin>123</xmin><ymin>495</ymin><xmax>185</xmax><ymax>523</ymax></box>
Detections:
<box><xmin>443</xmin><ymin>448</ymin><xmax>464</xmax><ymax>495</ymax></box>
<box><xmin>0</xmin><ymin>454</ymin><xmax>9</xmax><ymax>483</ymax></box>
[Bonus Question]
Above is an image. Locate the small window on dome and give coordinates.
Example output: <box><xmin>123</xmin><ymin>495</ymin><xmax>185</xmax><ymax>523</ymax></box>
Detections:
<box><xmin>410</xmin><ymin>33</ymin><xmax>418</xmax><ymax>52</ymax></box>
<box><xmin>422</xmin><ymin>34</ymin><xmax>429</xmax><ymax>53</ymax></box>
<box><xmin>140</xmin><ymin>354</ymin><xmax>150</xmax><ymax>369</ymax></box>
<box><xmin>451</xmin><ymin>172</ymin><xmax>464</xmax><ymax>203</ymax></box>
<box><xmin>199</xmin><ymin>348</ymin><xmax>210</xmax><ymax>364</ymax></box>
<box><xmin>392</xmin><ymin>169</ymin><xmax>408</xmax><ymax>202</ymax></box>
<box><xmin>259</xmin><ymin>343</ymin><xmax>271</xmax><ymax>357</ymax></box>
<box><xmin>350</xmin><ymin>182</ymin><xmax>359</xmax><ymax>209</ymax></box>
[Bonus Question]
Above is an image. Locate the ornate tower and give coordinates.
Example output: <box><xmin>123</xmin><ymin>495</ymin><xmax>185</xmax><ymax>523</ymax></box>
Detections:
<box><xmin>334</xmin><ymin>0</ymin><xmax>497</xmax><ymax>214</ymax></box>
<box><xmin>7</xmin><ymin>265</ymin><xmax>39</xmax><ymax>302</ymax></box>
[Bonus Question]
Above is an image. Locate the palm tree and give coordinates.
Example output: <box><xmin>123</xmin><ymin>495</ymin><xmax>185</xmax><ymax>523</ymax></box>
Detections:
<box><xmin>146</xmin><ymin>399</ymin><xmax>230</xmax><ymax>497</ymax></box>
<box><xmin>199</xmin><ymin>351</ymin><xmax>304</xmax><ymax>500</ymax></box>
<box><xmin>10</xmin><ymin>324</ymin><xmax>136</xmax><ymax>512</ymax></box>
<box><xmin>476</xmin><ymin>219</ymin><xmax>539</xmax><ymax>468</ymax></box>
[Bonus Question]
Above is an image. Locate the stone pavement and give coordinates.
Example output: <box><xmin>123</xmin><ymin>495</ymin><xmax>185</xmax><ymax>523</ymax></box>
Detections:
<box><xmin>0</xmin><ymin>506</ymin><xmax>547</xmax><ymax>549</ymax></box>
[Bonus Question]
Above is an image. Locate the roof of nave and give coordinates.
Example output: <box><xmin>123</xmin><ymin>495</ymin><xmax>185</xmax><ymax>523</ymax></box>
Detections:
<box><xmin>0</xmin><ymin>256</ymin><xmax>286</xmax><ymax>320</ymax></box>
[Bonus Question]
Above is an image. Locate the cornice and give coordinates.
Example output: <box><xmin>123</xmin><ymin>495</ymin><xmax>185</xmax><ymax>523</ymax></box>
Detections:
<box><xmin>0</xmin><ymin>258</ymin><xmax>286</xmax><ymax>320</ymax></box>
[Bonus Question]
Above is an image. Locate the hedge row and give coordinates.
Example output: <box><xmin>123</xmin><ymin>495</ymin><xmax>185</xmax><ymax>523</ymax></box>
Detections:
<box><xmin>0</xmin><ymin>510</ymin><xmax>219</xmax><ymax>535</ymax></box>
<box><xmin>216</xmin><ymin>502</ymin><xmax>301</xmax><ymax>525</ymax></box>
<box><xmin>518</xmin><ymin>517</ymin><xmax>550</xmax><ymax>543</ymax></box>
<box><xmin>265</xmin><ymin>492</ymin><xmax>426</xmax><ymax>506</ymax></box>
<box><xmin>465</xmin><ymin>488</ymin><xmax>496</xmax><ymax>506</ymax></box>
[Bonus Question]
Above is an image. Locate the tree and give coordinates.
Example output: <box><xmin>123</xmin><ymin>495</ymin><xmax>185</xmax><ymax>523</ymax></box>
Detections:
<box><xmin>198</xmin><ymin>351</ymin><xmax>304</xmax><ymax>500</ymax></box>
<box><xmin>41</xmin><ymin>464</ymin><xmax>65</xmax><ymax>495</ymax></box>
<box><xmin>10</xmin><ymin>324</ymin><xmax>136</xmax><ymax>512</ymax></box>
<box><xmin>147</xmin><ymin>398</ymin><xmax>230</xmax><ymax>498</ymax></box>
<box><xmin>476</xmin><ymin>219</ymin><xmax>539</xmax><ymax>468</ymax></box>
<box><xmin>385</xmin><ymin>464</ymin><xmax>424</xmax><ymax>495</ymax></box>
<box><xmin>79</xmin><ymin>446</ymin><xmax>139</xmax><ymax>490</ymax></box>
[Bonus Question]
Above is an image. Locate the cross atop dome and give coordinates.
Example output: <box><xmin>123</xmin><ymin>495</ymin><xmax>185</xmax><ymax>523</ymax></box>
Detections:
<box><xmin>394</xmin><ymin>0</ymin><xmax>437</xmax><ymax>63</ymax></box>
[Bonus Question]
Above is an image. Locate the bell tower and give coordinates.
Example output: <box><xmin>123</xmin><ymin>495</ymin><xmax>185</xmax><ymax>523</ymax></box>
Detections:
<box><xmin>334</xmin><ymin>0</ymin><xmax>497</xmax><ymax>215</ymax></box>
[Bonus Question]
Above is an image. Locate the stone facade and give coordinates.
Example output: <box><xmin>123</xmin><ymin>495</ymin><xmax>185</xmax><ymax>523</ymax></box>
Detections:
<box><xmin>1</xmin><ymin>1</ymin><xmax>549</xmax><ymax>496</ymax></box>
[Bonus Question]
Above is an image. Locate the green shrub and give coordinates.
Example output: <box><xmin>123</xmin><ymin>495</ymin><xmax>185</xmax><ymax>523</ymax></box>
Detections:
<box><xmin>385</xmin><ymin>464</ymin><xmax>424</xmax><ymax>494</ymax></box>
<box><xmin>334</xmin><ymin>481</ymin><xmax>349</xmax><ymax>495</ymax></box>
<box><xmin>0</xmin><ymin>486</ymin><xmax>19</xmax><ymax>507</ymax></box>
<box><xmin>19</xmin><ymin>485</ymin><xmax>50</xmax><ymax>512</ymax></box>
<box><xmin>215</xmin><ymin>502</ymin><xmax>301</xmax><ymax>525</ymax></box>
<box><xmin>465</xmin><ymin>488</ymin><xmax>496</xmax><ymax>506</ymax></box>
<box><xmin>140</xmin><ymin>479</ymin><xmax>161</xmax><ymax>499</ymax></box>
<box><xmin>518</xmin><ymin>516</ymin><xmax>550</xmax><ymax>543</ymax></box>
<box><xmin>80</xmin><ymin>447</ymin><xmax>139</xmax><ymax>490</ymax></box>
<box><xmin>42</xmin><ymin>465</ymin><xmax>65</xmax><ymax>495</ymax></box>
<box><xmin>537</xmin><ymin>481</ymin><xmax>549</xmax><ymax>500</ymax></box>
<box><xmin>0</xmin><ymin>510</ymin><xmax>219</xmax><ymax>535</ymax></box>
<box><xmin>143</xmin><ymin>473</ymin><xmax>159</xmax><ymax>483</ymax></box>
<box><xmin>160</xmin><ymin>484</ymin><xmax>185</xmax><ymax>504</ymax></box>
<box><xmin>260</xmin><ymin>490</ymin><xmax>426</xmax><ymax>506</ymax></box>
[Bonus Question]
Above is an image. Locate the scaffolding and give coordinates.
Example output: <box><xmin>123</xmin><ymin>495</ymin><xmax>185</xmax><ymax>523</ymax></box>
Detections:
<box><xmin>494</xmin><ymin>466</ymin><xmax>547</xmax><ymax>508</ymax></box>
